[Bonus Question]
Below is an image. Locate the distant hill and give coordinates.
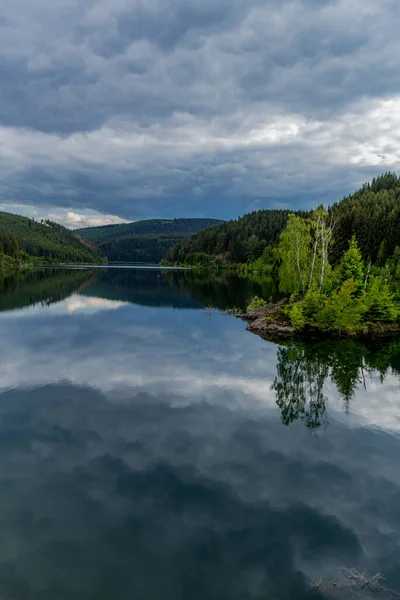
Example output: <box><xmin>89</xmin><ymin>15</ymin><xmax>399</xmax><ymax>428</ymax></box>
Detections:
<box><xmin>77</xmin><ymin>218</ymin><xmax>223</xmax><ymax>263</ymax></box>
<box><xmin>0</xmin><ymin>212</ymin><xmax>103</xmax><ymax>265</ymax></box>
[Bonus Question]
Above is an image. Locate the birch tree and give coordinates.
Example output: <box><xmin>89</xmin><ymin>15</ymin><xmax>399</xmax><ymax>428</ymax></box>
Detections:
<box><xmin>276</xmin><ymin>214</ymin><xmax>312</xmax><ymax>294</ymax></box>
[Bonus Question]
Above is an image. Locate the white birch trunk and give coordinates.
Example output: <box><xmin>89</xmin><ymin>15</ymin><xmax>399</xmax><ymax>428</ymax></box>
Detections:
<box><xmin>308</xmin><ymin>216</ymin><xmax>320</xmax><ymax>290</ymax></box>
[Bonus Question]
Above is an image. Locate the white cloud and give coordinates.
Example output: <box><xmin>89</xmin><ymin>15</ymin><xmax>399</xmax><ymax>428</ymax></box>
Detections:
<box><xmin>46</xmin><ymin>210</ymin><xmax>129</xmax><ymax>229</ymax></box>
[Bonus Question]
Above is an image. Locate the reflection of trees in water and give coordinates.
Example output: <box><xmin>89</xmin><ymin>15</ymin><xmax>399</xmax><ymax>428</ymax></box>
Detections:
<box><xmin>164</xmin><ymin>270</ymin><xmax>280</xmax><ymax>310</ymax></box>
<box><xmin>0</xmin><ymin>268</ymin><xmax>98</xmax><ymax>312</ymax></box>
<box><xmin>272</xmin><ymin>339</ymin><xmax>400</xmax><ymax>432</ymax></box>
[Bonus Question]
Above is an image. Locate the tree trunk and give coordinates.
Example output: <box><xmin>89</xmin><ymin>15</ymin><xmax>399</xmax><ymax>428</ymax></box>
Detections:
<box><xmin>320</xmin><ymin>220</ymin><xmax>326</xmax><ymax>290</ymax></box>
<box><xmin>309</xmin><ymin>216</ymin><xmax>320</xmax><ymax>290</ymax></box>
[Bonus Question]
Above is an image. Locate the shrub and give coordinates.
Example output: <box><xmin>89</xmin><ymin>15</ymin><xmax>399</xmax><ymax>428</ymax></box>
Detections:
<box><xmin>316</xmin><ymin>280</ymin><xmax>366</xmax><ymax>335</ymax></box>
<box><xmin>247</xmin><ymin>296</ymin><xmax>267</xmax><ymax>311</ymax></box>
<box><xmin>364</xmin><ymin>276</ymin><xmax>399</xmax><ymax>322</ymax></box>
<box><xmin>289</xmin><ymin>303</ymin><xmax>306</xmax><ymax>330</ymax></box>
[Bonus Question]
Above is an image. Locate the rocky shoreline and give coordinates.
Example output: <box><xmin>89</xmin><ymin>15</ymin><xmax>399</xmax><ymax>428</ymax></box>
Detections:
<box><xmin>236</xmin><ymin>299</ymin><xmax>400</xmax><ymax>341</ymax></box>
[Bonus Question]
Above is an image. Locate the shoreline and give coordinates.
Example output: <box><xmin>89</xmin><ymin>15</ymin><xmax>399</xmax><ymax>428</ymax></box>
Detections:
<box><xmin>236</xmin><ymin>299</ymin><xmax>400</xmax><ymax>341</ymax></box>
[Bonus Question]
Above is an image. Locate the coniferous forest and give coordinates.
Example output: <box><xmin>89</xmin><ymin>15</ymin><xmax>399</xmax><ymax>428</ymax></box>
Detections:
<box><xmin>164</xmin><ymin>173</ymin><xmax>400</xmax><ymax>274</ymax></box>
<box><xmin>77</xmin><ymin>218</ymin><xmax>223</xmax><ymax>264</ymax></box>
<box><xmin>0</xmin><ymin>212</ymin><xmax>104</xmax><ymax>266</ymax></box>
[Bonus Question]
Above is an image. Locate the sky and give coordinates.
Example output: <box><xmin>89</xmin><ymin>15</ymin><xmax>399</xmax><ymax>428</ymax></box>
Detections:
<box><xmin>0</xmin><ymin>0</ymin><xmax>400</xmax><ymax>228</ymax></box>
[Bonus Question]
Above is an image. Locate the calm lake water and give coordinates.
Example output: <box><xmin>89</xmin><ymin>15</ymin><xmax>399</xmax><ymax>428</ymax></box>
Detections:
<box><xmin>0</xmin><ymin>266</ymin><xmax>400</xmax><ymax>600</ymax></box>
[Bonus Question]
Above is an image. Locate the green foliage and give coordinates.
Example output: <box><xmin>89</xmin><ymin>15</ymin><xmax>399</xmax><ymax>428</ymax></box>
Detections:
<box><xmin>364</xmin><ymin>275</ymin><xmax>399</xmax><ymax>322</ymax></box>
<box><xmin>237</xmin><ymin>258</ymin><xmax>274</xmax><ymax>276</ymax></box>
<box><xmin>0</xmin><ymin>212</ymin><xmax>103</xmax><ymax>265</ymax></box>
<box><xmin>330</xmin><ymin>172</ymin><xmax>400</xmax><ymax>264</ymax></box>
<box><xmin>247</xmin><ymin>295</ymin><xmax>267</xmax><ymax>311</ymax></box>
<box><xmin>387</xmin><ymin>246</ymin><xmax>400</xmax><ymax>279</ymax></box>
<box><xmin>276</xmin><ymin>214</ymin><xmax>312</xmax><ymax>294</ymax></box>
<box><xmin>164</xmin><ymin>209</ymin><xmax>307</xmax><ymax>266</ymax></box>
<box><xmin>78</xmin><ymin>218</ymin><xmax>223</xmax><ymax>264</ymax></box>
<box><xmin>301</xmin><ymin>287</ymin><xmax>325</xmax><ymax>322</ymax></box>
<box><xmin>78</xmin><ymin>218</ymin><xmax>223</xmax><ymax>244</ymax></box>
<box><xmin>338</xmin><ymin>236</ymin><xmax>364</xmax><ymax>289</ymax></box>
<box><xmin>288</xmin><ymin>303</ymin><xmax>306</xmax><ymax>330</ymax></box>
<box><xmin>316</xmin><ymin>280</ymin><xmax>365</xmax><ymax>334</ymax></box>
<box><xmin>166</xmin><ymin>172</ymin><xmax>400</xmax><ymax>274</ymax></box>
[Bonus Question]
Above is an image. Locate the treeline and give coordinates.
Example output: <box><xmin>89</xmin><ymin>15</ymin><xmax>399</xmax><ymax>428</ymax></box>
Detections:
<box><xmin>77</xmin><ymin>218</ymin><xmax>224</xmax><ymax>262</ymax></box>
<box><xmin>0</xmin><ymin>212</ymin><xmax>104</xmax><ymax>265</ymax></box>
<box><xmin>98</xmin><ymin>234</ymin><xmax>190</xmax><ymax>264</ymax></box>
<box><xmin>164</xmin><ymin>210</ymin><xmax>303</xmax><ymax>267</ymax></box>
<box><xmin>330</xmin><ymin>172</ymin><xmax>400</xmax><ymax>265</ymax></box>
<box><xmin>164</xmin><ymin>173</ymin><xmax>400</xmax><ymax>271</ymax></box>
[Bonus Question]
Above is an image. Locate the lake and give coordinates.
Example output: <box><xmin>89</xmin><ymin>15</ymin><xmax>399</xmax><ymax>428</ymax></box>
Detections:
<box><xmin>0</xmin><ymin>266</ymin><xmax>400</xmax><ymax>600</ymax></box>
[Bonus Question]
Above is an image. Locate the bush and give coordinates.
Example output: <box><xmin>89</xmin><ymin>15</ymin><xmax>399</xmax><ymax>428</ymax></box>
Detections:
<box><xmin>289</xmin><ymin>303</ymin><xmax>306</xmax><ymax>330</ymax></box>
<box><xmin>247</xmin><ymin>296</ymin><xmax>267</xmax><ymax>311</ymax></box>
<box><xmin>315</xmin><ymin>280</ymin><xmax>366</xmax><ymax>335</ymax></box>
<box><xmin>364</xmin><ymin>276</ymin><xmax>399</xmax><ymax>322</ymax></box>
<box><xmin>301</xmin><ymin>288</ymin><xmax>324</xmax><ymax>322</ymax></box>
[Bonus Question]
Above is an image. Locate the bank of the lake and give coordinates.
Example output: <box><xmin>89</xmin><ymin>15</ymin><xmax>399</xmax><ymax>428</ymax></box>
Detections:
<box><xmin>237</xmin><ymin>299</ymin><xmax>400</xmax><ymax>341</ymax></box>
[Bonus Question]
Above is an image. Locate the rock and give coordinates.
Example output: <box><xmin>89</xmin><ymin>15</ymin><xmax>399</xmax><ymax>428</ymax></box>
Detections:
<box><xmin>236</xmin><ymin>298</ymin><xmax>296</xmax><ymax>339</ymax></box>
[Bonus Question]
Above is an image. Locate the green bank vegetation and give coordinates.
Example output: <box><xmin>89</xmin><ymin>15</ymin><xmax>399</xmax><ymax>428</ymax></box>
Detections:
<box><xmin>248</xmin><ymin>208</ymin><xmax>400</xmax><ymax>335</ymax></box>
<box><xmin>164</xmin><ymin>172</ymin><xmax>400</xmax><ymax>278</ymax></box>
<box><xmin>0</xmin><ymin>212</ymin><xmax>104</xmax><ymax>268</ymax></box>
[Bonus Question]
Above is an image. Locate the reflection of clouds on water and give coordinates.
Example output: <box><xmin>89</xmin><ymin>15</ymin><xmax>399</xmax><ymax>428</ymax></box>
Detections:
<box><xmin>0</xmin><ymin>294</ymin><xmax>129</xmax><ymax>317</ymax></box>
<box><xmin>59</xmin><ymin>294</ymin><xmax>129</xmax><ymax>314</ymax></box>
<box><xmin>1</xmin><ymin>382</ymin><xmax>400</xmax><ymax>597</ymax></box>
<box><xmin>1</xmin><ymin>300</ymin><xmax>399</xmax><ymax>433</ymax></box>
<box><xmin>0</xmin><ymin>303</ymin><xmax>279</xmax><ymax>405</ymax></box>
<box><xmin>325</xmin><ymin>376</ymin><xmax>400</xmax><ymax>432</ymax></box>
<box><xmin>1</xmin><ymin>287</ymin><xmax>400</xmax><ymax>596</ymax></box>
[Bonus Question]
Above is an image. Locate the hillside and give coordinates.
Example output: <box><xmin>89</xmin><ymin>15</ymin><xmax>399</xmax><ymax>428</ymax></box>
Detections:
<box><xmin>164</xmin><ymin>210</ymin><xmax>307</xmax><ymax>266</ymax></box>
<box><xmin>0</xmin><ymin>212</ymin><xmax>104</xmax><ymax>265</ymax></box>
<box><xmin>165</xmin><ymin>173</ymin><xmax>400</xmax><ymax>268</ymax></box>
<box><xmin>77</xmin><ymin>218</ymin><xmax>223</xmax><ymax>263</ymax></box>
<box><xmin>330</xmin><ymin>172</ymin><xmax>400</xmax><ymax>265</ymax></box>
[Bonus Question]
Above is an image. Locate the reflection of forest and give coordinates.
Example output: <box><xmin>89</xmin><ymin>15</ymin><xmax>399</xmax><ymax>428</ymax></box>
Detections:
<box><xmin>80</xmin><ymin>267</ymin><xmax>203</xmax><ymax>309</ymax></box>
<box><xmin>0</xmin><ymin>268</ymin><xmax>97</xmax><ymax>312</ymax></box>
<box><xmin>0</xmin><ymin>267</ymin><xmax>280</xmax><ymax>312</ymax></box>
<box><xmin>164</xmin><ymin>270</ymin><xmax>281</xmax><ymax>310</ymax></box>
<box><xmin>273</xmin><ymin>339</ymin><xmax>400</xmax><ymax>432</ymax></box>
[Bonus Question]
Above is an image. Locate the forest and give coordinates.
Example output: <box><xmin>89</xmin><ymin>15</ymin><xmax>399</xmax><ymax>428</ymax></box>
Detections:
<box><xmin>164</xmin><ymin>173</ymin><xmax>400</xmax><ymax>272</ymax></box>
<box><xmin>163</xmin><ymin>209</ymin><xmax>301</xmax><ymax>268</ymax></box>
<box><xmin>0</xmin><ymin>212</ymin><xmax>104</xmax><ymax>266</ymax></box>
<box><xmin>77</xmin><ymin>218</ymin><xmax>223</xmax><ymax>263</ymax></box>
<box><xmin>242</xmin><ymin>203</ymin><xmax>400</xmax><ymax>336</ymax></box>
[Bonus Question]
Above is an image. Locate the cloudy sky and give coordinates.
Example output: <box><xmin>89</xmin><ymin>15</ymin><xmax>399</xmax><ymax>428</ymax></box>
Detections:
<box><xmin>1</xmin><ymin>0</ymin><xmax>399</xmax><ymax>228</ymax></box>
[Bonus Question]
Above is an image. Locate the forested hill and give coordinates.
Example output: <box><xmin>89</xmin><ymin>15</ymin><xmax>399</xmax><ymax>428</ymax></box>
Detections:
<box><xmin>0</xmin><ymin>212</ymin><xmax>103</xmax><ymax>265</ymax></box>
<box><xmin>165</xmin><ymin>173</ymin><xmax>400</xmax><ymax>268</ymax></box>
<box><xmin>330</xmin><ymin>172</ymin><xmax>400</xmax><ymax>265</ymax></box>
<box><xmin>164</xmin><ymin>210</ymin><xmax>307</xmax><ymax>266</ymax></box>
<box><xmin>77</xmin><ymin>218</ymin><xmax>223</xmax><ymax>263</ymax></box>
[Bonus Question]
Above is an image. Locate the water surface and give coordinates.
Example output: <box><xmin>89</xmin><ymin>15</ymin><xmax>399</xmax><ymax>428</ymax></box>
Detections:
<box><xmin>0</xmin><ymin>267</ymin><xmax>399</xmax><ymax>600</ymax></box>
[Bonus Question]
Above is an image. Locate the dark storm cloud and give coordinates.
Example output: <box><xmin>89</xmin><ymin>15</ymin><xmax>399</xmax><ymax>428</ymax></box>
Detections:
<box><xmin>1</xmin><ymin>0</ymin><xmax>400</xmax><ymax>220</ymax></box>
